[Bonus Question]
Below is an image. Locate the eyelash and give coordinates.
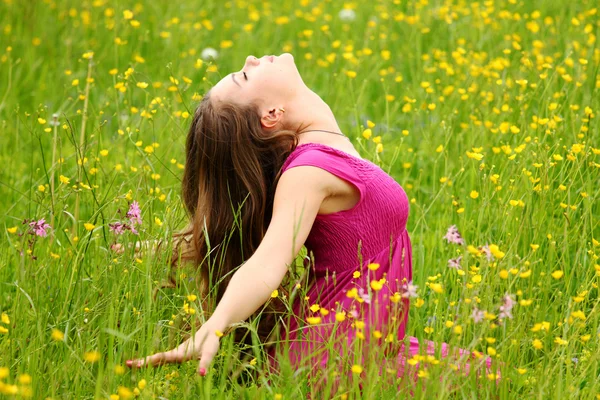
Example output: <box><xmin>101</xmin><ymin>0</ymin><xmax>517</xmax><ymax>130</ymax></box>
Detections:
<box><xmin>243</xmin><ymin>72</ymin><xmax>247</xmax><ymax>80</ymax></box>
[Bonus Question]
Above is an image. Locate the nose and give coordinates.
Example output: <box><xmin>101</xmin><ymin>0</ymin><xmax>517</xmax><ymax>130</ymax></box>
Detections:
<box><xmin>245</xmin><ymin>55</ymin><xmax>259</xmax><ymax>66</ymax></box>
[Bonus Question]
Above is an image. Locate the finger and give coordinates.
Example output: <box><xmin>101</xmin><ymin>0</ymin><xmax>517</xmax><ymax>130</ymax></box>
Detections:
<box><xmin>127</xmin><ymin>350</ymin><xmax>179</xmax><ymax>368</ymax></box>
<box><xmin>197</xmin><ymin>337</ymin><xmax>220</xmax><ymax>376</ymax></box>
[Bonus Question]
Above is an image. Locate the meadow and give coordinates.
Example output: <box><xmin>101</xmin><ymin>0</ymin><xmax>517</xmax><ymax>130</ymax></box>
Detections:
<box><xmin>1</xmin><ymin>0</ymin><xmax>599</xmax><ymax>398</ymax></box>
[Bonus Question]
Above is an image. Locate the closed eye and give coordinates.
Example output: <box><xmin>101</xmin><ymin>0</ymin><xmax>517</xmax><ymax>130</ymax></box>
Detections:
<box><xmin>243</xmin><ymin>71</ymin><xmax>247</xmax><ymax>80</ymax></box>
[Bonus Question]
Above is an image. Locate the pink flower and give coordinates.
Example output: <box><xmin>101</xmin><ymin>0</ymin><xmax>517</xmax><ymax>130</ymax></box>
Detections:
<box><xmin>443</xmin><ymin>225</ymin><xmax>465</xmax><ymax>245</ymax></box>
<box><xmin>126</xmin><ymin>201</ymin><xmax>142</xmax><ymax>225</ymax></box>
<box><xmin>471</xmin><ymin>307</ymin><xmax>485</xmax><ymax>323</ymax></box>
<box><xmin>448</xmin><ymin>255</ymin><xmax>462</xmax><ymax>270</ymax></box>
<box><xmin>498</xmin><ymin>294</ymin><xmax>515</xmax><ymax>320</ymax></box>
<box><xmin>479</xmin><ymin>244</ymin><xmax>493</xmax><ymax>262</ymax></box>
<box><xmin>109</xmin><ymin>222</ymin><xmax>127</xmax><ymax>235</ymax></box>
<box><xmin>28</xmin><ymin>218</ymin><xmax>51</xmax><ymax>237</ymax></box>
<box><xmin>400</xmin><ymin>280</ymin><xmax>418</xmax><ymax>298</ymax></box>
<box><xmin>358</xmin><ymin>287</ymin><xmax>371</xmax><ymax>304</ymax></box>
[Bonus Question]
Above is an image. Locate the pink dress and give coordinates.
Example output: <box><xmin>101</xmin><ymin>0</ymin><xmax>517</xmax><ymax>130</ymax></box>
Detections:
<box><xmin>266</xmin><ymin>142</ymin><xmax>495</xmax><ymax>393</ymax></box>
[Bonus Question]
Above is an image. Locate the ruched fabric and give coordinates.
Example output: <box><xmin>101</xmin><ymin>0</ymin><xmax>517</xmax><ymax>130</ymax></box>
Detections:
<box><xmin>265</xmin><ymin>143</ymin><xmax>496</xmax><ymax>395</ymax></box>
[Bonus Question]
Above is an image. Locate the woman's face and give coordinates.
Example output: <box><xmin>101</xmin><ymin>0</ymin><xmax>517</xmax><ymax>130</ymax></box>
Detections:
<box><xmin>211</xmin><ymin>53</ymin><xmax>303</xmax><ymax>111</ymax></box>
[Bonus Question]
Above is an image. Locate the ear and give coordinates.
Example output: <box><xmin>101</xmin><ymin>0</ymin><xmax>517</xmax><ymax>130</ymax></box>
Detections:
<box><xmin>260</xmin><ymin>107</ymin><xmax>284</xmax><ymax>129</ymax></box>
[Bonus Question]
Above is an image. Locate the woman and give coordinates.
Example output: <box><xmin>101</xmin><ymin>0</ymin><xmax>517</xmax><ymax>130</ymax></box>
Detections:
<box><xmin>126</xmin><ymin>53</ymin><xmax>495</xmax><ymax>393</ymax></box>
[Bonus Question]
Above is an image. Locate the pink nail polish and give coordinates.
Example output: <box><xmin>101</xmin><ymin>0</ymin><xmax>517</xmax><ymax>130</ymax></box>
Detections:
<box><xmin>199</xmin><ymin>367</ymin><xmax>206</xmax><ymax>376</ymax></box>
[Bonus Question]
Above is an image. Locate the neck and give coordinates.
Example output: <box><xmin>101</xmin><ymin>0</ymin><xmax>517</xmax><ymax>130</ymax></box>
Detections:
<box><xmin>286</xmin><ymin>88</ymin><xmax>343</xmax><ymax>144</ymax></box>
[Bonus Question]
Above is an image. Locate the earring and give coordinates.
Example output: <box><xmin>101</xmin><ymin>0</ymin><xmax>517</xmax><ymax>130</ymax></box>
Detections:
<box><xmin>279</xmin><ymin>107</ymin><xmax>285</xmax><ymax>112</ymax></box>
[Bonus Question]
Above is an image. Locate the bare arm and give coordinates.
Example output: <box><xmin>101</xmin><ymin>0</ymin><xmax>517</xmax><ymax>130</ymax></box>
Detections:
<box><xmin>128</xmin><ymin>165</ymin><xmax>331</xmax><ymax>374</ymax></box>
<box><xmin>209</xmin><ymin>165</ymin><xmax>329</xmax><ymax>331</ymax></box>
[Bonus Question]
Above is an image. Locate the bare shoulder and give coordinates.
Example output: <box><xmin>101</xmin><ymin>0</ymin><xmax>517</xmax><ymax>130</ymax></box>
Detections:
<box><xmin>278</xmin><ymin>164</ymin><xmax>337</xmax><ymax>198</ymax></box>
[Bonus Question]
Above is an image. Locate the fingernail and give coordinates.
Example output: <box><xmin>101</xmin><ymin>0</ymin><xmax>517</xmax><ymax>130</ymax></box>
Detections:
<box><xmin>199</xmin><ymin>367</ymin><xmax>206</xmax><ymax>376</ymax></box>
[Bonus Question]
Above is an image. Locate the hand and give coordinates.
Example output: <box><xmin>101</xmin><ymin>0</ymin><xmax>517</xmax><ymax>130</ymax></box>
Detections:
<box><xmin>126</xmin><ymin>319</ymin><xmax>225</xmax><ymax>376</ymax></box>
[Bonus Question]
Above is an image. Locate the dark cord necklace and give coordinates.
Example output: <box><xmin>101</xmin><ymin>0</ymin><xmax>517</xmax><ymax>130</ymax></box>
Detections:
<box><xmin>301</xmin><ymin>129</ymin><xmax>350</xmax><ymax>141</ymax></box>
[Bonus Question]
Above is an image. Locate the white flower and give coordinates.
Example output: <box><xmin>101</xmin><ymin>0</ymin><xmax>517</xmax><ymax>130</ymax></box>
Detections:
<box><xmin>201</xmin><ymin>47</ymin><xmax>219</xmax><ymax>61</ymax></box>
<box><xmin>338</xmin><ymin>8</ymin><xmax>356</xmax><ymax>22</ymax></box>
<box><xmin>49</xmin><ymin>112</ymin><xmax>61</xmax><ymax>127</ymax></box>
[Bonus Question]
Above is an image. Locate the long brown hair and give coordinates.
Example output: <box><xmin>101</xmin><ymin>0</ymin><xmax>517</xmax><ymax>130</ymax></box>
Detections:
<box><xmin>169</xmin><ymin>90</ymin><xmax>310</xmax><ymax>352</ymax></box>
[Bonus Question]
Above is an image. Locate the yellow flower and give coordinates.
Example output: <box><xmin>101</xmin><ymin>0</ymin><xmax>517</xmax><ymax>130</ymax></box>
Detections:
<box><xmin>215</xmin><ymin>330</ymin><xmax>224</xmax><ymax>337</ymax></box>
<box><xmin>367</xmin><ymin>120</ymin><xmax>375</xmax><ymax>128</ymax></box>
<box><xmin>487</xmin><ymin>347</ymin><xmax>497</xmax><ymax>356</ymax></box>
<box><xmin>138</xmin><ymin>379</ymin><xmax>147</xmax><ymax>390</ymax></box>
<box><xmin>1</xmin><ymin>313</ymin><xmax>9</xmax><ymax>324</ymax></box>
<box><xmin>551</xmin><ymin>270</ymin><xmax>564</xmax><ymax>279</ymax></box>
<box><xmin>7</xmin><ymin>226</ymin><xmax>17</xmax><ymax>234</ymax></box>
<box><xmin>187</xmin><ymin>294</ymin><xmax>197</xmax><ymax>301</ymax></box>
<box><xmin>351</xmin><ymin>364</ymin><xmax>363</xmax><ymax>374</ymax></box>
<box><xmin>370</xmin><ymin>279</ymin><xmax>384</xmax><ymax>291</ymax></box>
<box><xmin>368</xmin><ymin>263</ymin><xmax>380</xmax><ymax>271</ymax></box>
<box><xmin>0</xmin><ymin>326</ymin><xmax>8</xmax><ymax>334</ymax></box>
<box><xmin>84</xmin><ymin>223</ymin><xmax>95</xmax><ymax>231</ymax></box>
<box><xmin>532</xmin><ymin>339</ymin><xmax>543</xmax><ymax>350</ymax></box>
<box><xmin>417</xmin><ymin>369</ymin><xmax>429</xmax><ymax>379</ymax></box>
<box><xmin>84</xmin><ymin>351</ymin><xmax>101</xmax><ymax>363</ymax></box>
<box><xmin>100</xmin><ymin>149</ymin><xmax>109</xmax><ymax>156</ymax></box>
<box><xmin>307</xmin><ymin>316</ymin><xmax>321</xmax><ymax>325</ymax></box>
<box><xmin>136</xmin><ymin>82</ymin><xmax>149</xmax><ymax>89</ymax></box>
<box><xmin>59</xmin><ymin>175</ymin><xmax>70</xmax><ymax>184</ymax></box>
<box><xmin>38</xmin><ymin>185</ymin><xmax>46</xmax><ymax>192</ymax></box>
<box><xmin>117</xmin><ymin>386</ymin><xmax>133</xmax><ymax>399</ymax></box>
<box><xmin>362</xmin><ymin>128</ymin><xmax>372</xmax><ymax>140</ymax></box>
<box><xmin>429</xmin><ymin>283</ymin><xmax>443</xmax><ymax>293</ymax></box>
<box><xmin>345</xmin><ymin>70</ymin><xmax>357</xmax><ymax>79</ymax></box>
<box><xmin>309</xmin><ymin>304</ymin><xmax>320</xmax><ymax>312</ymax></box>
<box><xmin>51</xmin><ymin>328</ymin><xmax>64</xmax><ymax>341</ymax></box>
<box><xmin>470</xmin><ymin>190</ymin><xmax>479</xmax><ymax>199</ymax></box>
<box><xmin>270</xmin><ymin>289</ymin><xmax>278</xmax><ymax>298</ymax></box>
<box><xmin>520</xmin><ymin>270</ymin><xmax>532</xmax><ymax>278</ymax></box>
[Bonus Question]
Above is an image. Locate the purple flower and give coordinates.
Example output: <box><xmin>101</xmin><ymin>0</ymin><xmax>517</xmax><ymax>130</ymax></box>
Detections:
<box><xmin>28</xmin><ymin>218</ymin><xmax>51</xmax><ymax>237</ymax></box>
<box><xmin>400</xmin><ymin>280</ymin><xmax>418</xmax><ymax>298</ymax></box>
<box><xmin>471</xmin><ymin>307</ymin><xmax>485</xmax><ymax>323</ymax></box>
<box><xmin>126</xmin><ymin>201</ymin><xmax>142</xmax><ymax>225</ymax></box>
<box><xmin>499</xmin><ymin>294</ymin><xmax>515</xmax><ymax>320</ymax></box>
<box><xmin>448</xmin><ymin>255</ymin><xmax>462</xmax><ymax>270</ymax></box>
<box><xmin>443</xmin><ymin>225</ymin><xmax>465</xmax><ymax>245</ymax></box>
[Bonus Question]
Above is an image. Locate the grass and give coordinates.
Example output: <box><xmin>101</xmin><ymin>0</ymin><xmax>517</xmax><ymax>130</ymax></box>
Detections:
<box><xmin>1</xmin><ymin>0</ymin><xmax>599</xmax><ymax>398</ymax></box>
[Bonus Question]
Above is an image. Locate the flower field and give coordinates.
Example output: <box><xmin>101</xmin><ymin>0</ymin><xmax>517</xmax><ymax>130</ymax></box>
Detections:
<box><xmin>0</xmin><ymin>0</ymin><xmax>599</xmax><ymax>398</ymax></box>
